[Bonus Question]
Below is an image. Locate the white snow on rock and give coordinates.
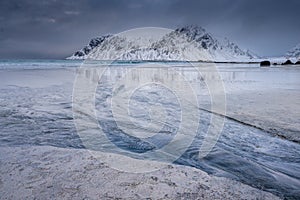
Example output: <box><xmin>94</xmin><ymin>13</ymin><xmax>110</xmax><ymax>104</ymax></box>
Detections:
<box><xmin>67</xmin><ymin>26</ymin><xmax>258</xmax><ymax>62</ymax></box>
<box><xmin>286</xmin><ymin>43</ymin><xmax>300</xmax><ymax>59</ymax></box>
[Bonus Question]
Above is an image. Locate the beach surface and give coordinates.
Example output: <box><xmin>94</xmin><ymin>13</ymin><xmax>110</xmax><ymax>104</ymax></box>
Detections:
<box><xmin>0</xmin><ymin>60</ymin><xmax>299</xmax><ymax>199</ymax></box>
<box><xmin>0</xmin><ymin>146</ymin><xmax>280</xmax><ymax>200</ymax></box>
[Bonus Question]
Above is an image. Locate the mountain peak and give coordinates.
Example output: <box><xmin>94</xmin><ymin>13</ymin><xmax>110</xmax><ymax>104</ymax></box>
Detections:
<box><xmin>286</xmin><ymin>43</ymin><xmax>300</xmax><ymax>58</ymax></box>
<box><xmin>67</xmin><ymin>26</ymin><xmax>258</xmax><ymax>61</ymax></box>
<box><xmin>175</xmin><ymin>25</ymin><xmax>206</xmax><ymax>34</ymax></box>
<box><xmin>174</xmin><ymin>25</ymin><xmax>206</xmax><ymax>40</ymax></box>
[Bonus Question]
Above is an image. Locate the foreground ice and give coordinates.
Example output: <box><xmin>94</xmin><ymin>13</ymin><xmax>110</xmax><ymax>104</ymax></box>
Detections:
<box><xmin>0</xmin><ymin>60</ymin><xmax>299</xmax><ymax>199</ymax></box>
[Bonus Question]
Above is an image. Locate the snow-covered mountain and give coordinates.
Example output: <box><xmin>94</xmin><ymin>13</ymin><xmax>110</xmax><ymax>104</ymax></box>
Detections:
<box><xmin>67</xmin><ymin>26</ymin><xmax>258</xmax><ymax>62</ymax></box>
<box><xmin>286</xmin><ymin>43</ymin><xmax>300</xmax><ymax>59</ymax></box>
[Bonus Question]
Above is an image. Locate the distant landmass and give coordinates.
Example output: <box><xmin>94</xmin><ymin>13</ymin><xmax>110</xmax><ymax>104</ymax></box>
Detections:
<box><xmin>67</xmin><ymin>26</ymin><xmax>259</xmax><ymax>62</ymax></box>
<box><xmin>286</xmin><ymin>43</ymin><xmax>300</xmax><ymax>58</ymax></box>
<box><xmin>259</xmin><ymin>43</ymin><xmax>300</xmax><ymax>66</ymax></box>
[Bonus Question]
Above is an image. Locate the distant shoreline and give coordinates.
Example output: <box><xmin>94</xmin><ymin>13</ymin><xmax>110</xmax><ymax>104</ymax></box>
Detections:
<box><xmin>2</xmin><ymin>59</ymin><xmax>300</xmax><ymax>66</ymax></box>
<box><xmin>66</xmin><ymin>59</ymin><xmax>261</xmax><ymax>64</ymax></box>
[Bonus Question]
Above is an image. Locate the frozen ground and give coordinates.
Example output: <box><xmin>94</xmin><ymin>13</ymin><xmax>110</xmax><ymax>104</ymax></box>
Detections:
<box><xmin>0</xmin><ymin>146</ymin><xmax>279</xmax><ymax>200</ymax></box>
<box><xmin>199</xmin><ymin>64</ymin><xmax>300</xmax><ymax>143</ymax></box>
<box><xmin>0</xmin><ymin>60</ymin><xmax>299</xmax><ymax>199</ymax></box>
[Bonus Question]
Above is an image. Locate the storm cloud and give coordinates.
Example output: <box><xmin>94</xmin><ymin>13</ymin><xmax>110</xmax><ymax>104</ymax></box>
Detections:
<box><xmin>0</xmin><ymin>0</ymin><xmax>299</xmax><ymax>58</ymax></box>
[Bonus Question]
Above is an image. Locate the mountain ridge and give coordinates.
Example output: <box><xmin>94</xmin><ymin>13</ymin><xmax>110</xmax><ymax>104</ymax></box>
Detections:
<box><xmin>286</xmin><ymin>43</ymin><xmax>300</xmax><ymax>58</ymax></box>
<box><xmin>67</xmin><ymin>26</ymin><xmax>258</xmax><ymax>62</ymax></box>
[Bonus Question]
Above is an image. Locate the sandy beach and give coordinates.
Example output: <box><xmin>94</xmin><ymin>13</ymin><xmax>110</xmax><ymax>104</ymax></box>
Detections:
<box><xmin>0</xmin><ymin>146</ymin><xmax>280</xmax><ymax>200</ymax></box>
<box><xmin>0</xmin><ymin>61</ymin><xmax>299</xmax><ymax>199</ymax></box>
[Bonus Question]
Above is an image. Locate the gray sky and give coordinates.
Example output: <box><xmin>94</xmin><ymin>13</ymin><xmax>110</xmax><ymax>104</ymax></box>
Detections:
<box><xmin>0</xmin><ymin>0</ymin><xmax>299</xmax><ymax>59</ymax></box>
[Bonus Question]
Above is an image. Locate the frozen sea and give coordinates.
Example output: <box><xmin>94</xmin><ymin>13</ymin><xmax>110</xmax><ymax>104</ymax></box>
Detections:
<box><xmin>0</xmin><ymin>59</ymin><xmax>299</xmax><ymax>199</ymax></box>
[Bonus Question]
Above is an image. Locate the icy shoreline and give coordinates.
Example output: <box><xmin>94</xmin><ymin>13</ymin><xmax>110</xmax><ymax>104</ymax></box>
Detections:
<box><xmin>0</xmin><ymin>146</ymin><xmax>281</xmax><ymax>200</ymax></box>
<box><xmin>0</xmin><ymin>61</ymin><xmax>299</xmax><ymax>199</ymax></box>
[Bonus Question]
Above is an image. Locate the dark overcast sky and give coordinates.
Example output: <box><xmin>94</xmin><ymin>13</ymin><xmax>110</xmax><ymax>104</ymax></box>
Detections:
<box><xmin>0</xmin><ymin>0</ymin><xmax>300</xmax><ymax>59</ymax></box>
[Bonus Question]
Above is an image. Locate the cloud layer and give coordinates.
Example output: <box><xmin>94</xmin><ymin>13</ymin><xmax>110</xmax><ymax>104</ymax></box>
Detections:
<box><xmin>0</xmin><ymin>0</ymin><xmax>299</xmax><ymax>58</ymax></box>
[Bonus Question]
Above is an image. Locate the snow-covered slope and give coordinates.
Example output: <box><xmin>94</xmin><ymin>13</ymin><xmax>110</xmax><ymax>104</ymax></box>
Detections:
<box><xmin>286</xmin><ymin>43</ymin><xmax>300</xmax><ymax>59</ymax></box>
<box><xmin>67</xmin><ymin>26</ymin><xmax>258</xmax><ymax>62</ymax></box>
<box><xmin>69</xmin><ymin>35</ymin><xmax>112</xmax><ymax>58</ymax></box>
